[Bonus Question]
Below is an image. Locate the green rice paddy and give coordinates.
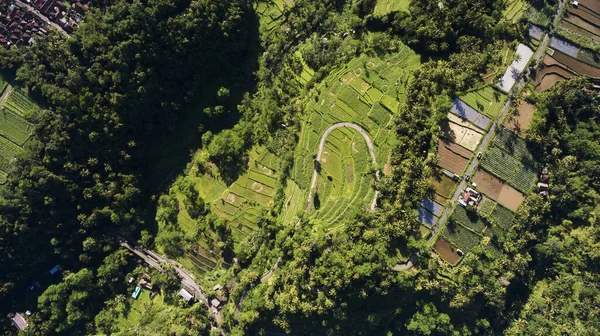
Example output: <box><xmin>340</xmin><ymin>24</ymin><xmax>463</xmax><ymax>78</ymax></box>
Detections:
<box><xmin>459</xmin><ymin>86</ymin><xmax>507</xmax><ymax>119</ymax></box>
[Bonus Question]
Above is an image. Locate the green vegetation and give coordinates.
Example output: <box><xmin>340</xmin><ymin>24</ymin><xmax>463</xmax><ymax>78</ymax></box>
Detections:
<box><xmin>492</xmin><ymin>204</ymin><xmax>514</xmax><ymax>229</ymax></box>
<box><xmin>481</xmin><ymin>129</ymin><xmax>539</xmax><ymax>192</ymax></box>
<box><xmin>373</xmin><ymin>0</ymin><xmax>410</xmax><ymax>17</ymax></box>
<box><xmin>479</xmin><ymin>197</ymin><xmax>497</xmax><ymax>216</ymax></box>
<box><xmin>523</xmin><ymin>0</ymin><xmax>556</xmax><ymax>28</ymax></box>
<box><xmin>443</xmin><ymin>220</ymin><xmax>482</xmax><ymax>252</ymax></box>
<box><xmin>503</xmin><ymin>0</ymin><xmax>529</xmax><ymax>23</ymax></box>
<box><xmin>459</xmin><ymin>86</ymin><xmax>507</xmax><ymax>119</ymax></box>
<box><xmin>2</xmin><ymin>86</ymin><xmax>41</xmax><ymax>117</ymax></box>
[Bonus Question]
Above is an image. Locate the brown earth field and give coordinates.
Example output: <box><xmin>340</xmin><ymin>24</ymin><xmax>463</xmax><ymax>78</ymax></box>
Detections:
<box><xmin>439</xmin><ymin>139</ymin><xmax>473</xmax><ymax>158</ymax></box>
<box><xmin>497</xmin><ymin>185</ymin><xmax>525</xmax><ymax>211</ymax></box>
<box><xmin>578</xmin><ymin>0</ymin><xmax>600</xmax><ymax>16</ymax></box>
<box><xmin>430</xmin><ymin>174</ymin><xmax>457</xmax><ymax>198</ymax></box>
<box><xmin>473</xmin><ymin>169</ymin><xmax>504</xmax><ymax>200</ymax></box>
<box><xmin>535</xmin><ymin>73</ymin><xmax>570</xmax><ymax>92</ymax></box>
<box><xmin>534</xmin><ymin>63</ymin><xmax>575</xmax><ymax>84</ymax></box>
<box><xmin>569</xmin><ymin>4</ymin><xmax>600</xmax><ymax>23</ymax></box>
<box><xmin>561</xmin><ymin>20</ymin><xmax>600</xmax><ymax>41</ymax></box>
<box><xmin>563</xmin><ymin>16</ymin><xmax>600</xmax><ymax>38</ymax></box>
<box><xmin>433</xmin><ymin>238</ymin><xmax>460</xmax><ymax>265</ymax></box>
<box><xmin>437</xmin><ymin>142</ymin><xmax>470</xmax><ymax>175</ymax></box>
<box><xmin>553</xmin><ymin>50</ymin><xmax>600</xmax><ymax>77</ymax></box>
<box><xmin>504</xmin><ymin>100</ymin><xmax>536</xmax><ymax>136</ymax></box>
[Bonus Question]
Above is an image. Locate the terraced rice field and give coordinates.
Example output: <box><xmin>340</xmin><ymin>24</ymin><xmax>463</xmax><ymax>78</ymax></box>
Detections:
<box><xmin>503</xmin><ymin>0</ymin><xmax>529</xmax><ymax>22</ymax></box>
<box><xmin>2</xmin><ymin>86</ymin><xmax>41</xmax><ymax>117</ymax></box>
<box><xmin>459</xmin><ymin>86</ymin><xmax>508</xmax><ymax>119</ymax></box>
<box><xmin>291</xmin><ymin>47</ymin><xmax>421</xmax><ymax>230</ymax></box>
<box><xmin>373</xmin><ymin>0</ymin><xmax>410</xmax><ymax>16</ymax></box>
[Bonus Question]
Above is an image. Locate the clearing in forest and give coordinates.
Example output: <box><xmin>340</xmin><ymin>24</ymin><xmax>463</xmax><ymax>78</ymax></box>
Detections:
<box><xmin>373</xmin><ymin>0</ymin><xmax>410</xmax><ymax>17</ymax></box>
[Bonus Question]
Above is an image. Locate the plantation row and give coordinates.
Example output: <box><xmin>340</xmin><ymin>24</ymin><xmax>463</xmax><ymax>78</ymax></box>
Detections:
<box><xmin>480</xmin><ymin>146</ymin><xmax>537</xmax><ymax>192</ymax></box>
<box><xmin>0</xmin><ymin>108</ymin><xmax>33</xmax><ymax>146</ymax></box>
<box><xmin>3</xmin><ymin>87</ymin><xmax>41</xmax><ymax>117</ymax></box>
<box><xmin>0</xmin><ymin>135</ymin><xmax>22</xmax><ymax>173</ymax></box>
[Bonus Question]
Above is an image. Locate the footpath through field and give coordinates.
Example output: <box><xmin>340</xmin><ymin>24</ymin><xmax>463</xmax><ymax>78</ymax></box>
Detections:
<box><xmin>394</xmin><ymin>2</ymin><xmax>563</xmax><ymax>271</ymax></box>
<box><xmin>305</xmin><ymin>122</ymin><xmax>380</xmax><ymax>213</ymax></box>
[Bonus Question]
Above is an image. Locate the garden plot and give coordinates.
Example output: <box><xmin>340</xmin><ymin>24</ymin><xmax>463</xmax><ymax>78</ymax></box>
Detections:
<box><xmin>493</xmin><ymin>205</ymin><xmax>515</xmax><ymax>229</ymax></box>
<box><xmin>373</xmin><ymin>0</ymin><xmax>410</xmax><ymax>16</ymax></box>
<box><xmin>497</xmin><ymin>43</ymin><xmax>534</xmax><ymax>93</ymax></box>
<box><xmin>497</xmin><ymin>185</ymin><xmax>524</xmax><ymax>211</ymax></box>
<box><xmin>504</xmin><ymin>100</ymin><xmax>536</xmax><ymax>136</ymax></box>
<box><xmin>446</xmin><ymin>121</ymin><xmax>483</xmax><ymax>151</ymax></box>
<box><xmin>578</xmin><ymin>0</ymin><xmax>600</xmax><ymax>13</ymax></box>
<box><xmin>452</xmin><ymin>206</ymin><xmax>488</xmax><ymax>234</ymax></box>
<box><xmin>503</xmin><ymin>0</ymin><xmax>529</xmax><ymax>22</ymax></box>
<box><xmin>443</xmin><ymin>221</ymin><xmax>482</xmax><ymax>253</ymax></box>
<box><xmin>0</xmin><ymin>135</ymin><xmax>22</xmax><ymax>173</ymax></box>
<box><xmin>450</xmin><ymin>99</ymin><xmax>491</xmax><ymax>130</ymax></box>
<box><xmin>0</xmin><ymin>109</ymin><xmax>33</xmax><ymax>146</ymax></box>
<box><xmin>479</xmin><ymin>197</ymin><xmax>497</xmax><ymax>216</ymax></box>
<box><xmin>563</xmin><ymin>12</ymin><xmax>600</xmax><ymax>39</ymax></box>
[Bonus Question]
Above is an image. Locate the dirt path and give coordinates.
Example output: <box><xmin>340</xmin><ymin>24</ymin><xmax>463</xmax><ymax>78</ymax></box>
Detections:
<box><xmin>305</xmin><ymin>122</ymin><xmax>380</xmax><ymax>212</ymax></box>
<box><xmin>0</xmin><ymin>82</ymin><xmax>13</xmax><ymax>105</ymax></box>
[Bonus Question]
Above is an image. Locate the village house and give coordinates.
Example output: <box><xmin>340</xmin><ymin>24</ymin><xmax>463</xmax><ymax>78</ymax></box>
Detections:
<box><xmin>459</xmin><ymin>187</ymin><xmax>482</xmax><ymax>207</ymax></box>
<box><xmin>179</xmin><ymin>288</ymin><xmax>194</xmax><ymax>304</ymax></box>
<box><xmin>0</xmin><ymin>2</ymin><xmax>47</xmax><ymax>48</ymax></box>
<box><xmin>11</xmin><ymin>312</ymin><xmax>28</xmax><ymax>331</ymax></box>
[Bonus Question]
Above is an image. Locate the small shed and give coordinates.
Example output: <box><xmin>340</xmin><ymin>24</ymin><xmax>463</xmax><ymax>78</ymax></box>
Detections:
<box><xmin>211</xmin><ymin>298</ymin><xmax>221</xmax><ymax>307</ymax></box>
<box><xmin>212</xmin><ymin>284</ymin><xmax>223</xmax><ymax>291</ymax></box>
<box><xmin>11</xmin><ymin>313</ymin><xmax>28</xmax><ymax>331</ymax></box>
<box><xmin>179</xmin><ymin>288</ymin><xmax>194</xmax><ymax>304</ymax></box>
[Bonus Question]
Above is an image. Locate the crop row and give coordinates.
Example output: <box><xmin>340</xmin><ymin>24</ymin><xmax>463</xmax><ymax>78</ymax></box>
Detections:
<box><xmin>3</xmin><ymin>88</ymin><xmax>40</xmax><ymax>117</ymax></box>
<box><xmin>443</xmin><ymin>222</ymin><xmax>482</xmax><ymax>253</ymax></box>
<box><xmin>0</xmin><ymin>109</ymin><xmax>33</xmax><ymax>146</ymax></box>
<box><xmin>494</xmin><ymin>128</ymin><xmax>536</xmax><ymax>164</ymax></box>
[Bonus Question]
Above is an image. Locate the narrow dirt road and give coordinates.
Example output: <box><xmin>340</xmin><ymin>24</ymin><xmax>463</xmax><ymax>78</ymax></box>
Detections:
<box><xmin>305</xmin><ymin>122</ymin><xmax>380</xmax><ymax>212</ymax></box>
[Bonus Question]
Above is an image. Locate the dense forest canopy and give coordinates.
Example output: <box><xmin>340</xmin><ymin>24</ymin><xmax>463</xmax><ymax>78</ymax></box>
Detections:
<box><xmin>0</xmin><ymin>0</ymin><xmax>598</xmax><ymax>335</ymax></box>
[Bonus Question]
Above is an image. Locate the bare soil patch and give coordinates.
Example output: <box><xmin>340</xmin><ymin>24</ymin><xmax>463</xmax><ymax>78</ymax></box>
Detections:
<box><xmin>383</xmin><ymin>153</ymin><xmax>392</xmax><ymax>176</ymax></box>
<box><xmin>226</xmin><ymin>193</ymin><xmax>236</xmax><ymax>204</ymax></box>
<box><xmin>535</xmin><ymin>73</ymin><xmax>569</xmax><ymax>92</ymax></box>
<box><xmin>437</xmin><ymin>142</ymin><xmax>470</xmax><ymax>175</ymax></box>
<box><xmin>497</xmin><ymin>185</ymin><xmax>524</xmax><ymax>211</ymax></box>
<box><xmin>504</xmin><ymin>100</ymin><xmax>536</xmax><ymax>136</ymax></box>
<box><xmin>251</xmin><ymin>182</ymin><xmax>264</xmax><ymax>193</ymax></box>
<box><xmin>560</xmin><ymin>20</ymin><xmax>600</xmax><ymax>41</ymax></box>
<box><xmin>438</xmin><ymin>139</ymin><xmax>473</xmax><ymax>158</ymax></box>
<box><xmin>579</xmin><ymin>0</ymin><xmax>600</xmax><ymax>14</ymax></box>
<box><xmin>434</xmin><ymin>238</ymin><xmax>461</xmax><ymax>265</ymax></box>
<box><xmin>472</xmin><ymin>169</ymin><xmax>503</xmax><ymax>200</ymax></box>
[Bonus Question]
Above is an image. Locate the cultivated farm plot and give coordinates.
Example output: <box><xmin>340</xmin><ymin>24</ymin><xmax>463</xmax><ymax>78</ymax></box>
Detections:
<box><xmin>504</xmin><ymin>100</ymin><xmax>536</xmax><ymax>137</ymax></box>
<box><xmin>421</xmin><ymin>199</ymin><xmax>444</xmax><ymax>216</ymax></box>
<box><xmin>479</xmin><ymin>197</ymin><xmax>497</xmax><ymax>216</ymax></box>
<box><xmin>2</xmin><ymin>86</ymin><xmax>41</xmax><ymax>117</ymax></box>
<box><xmin>446</xmin><ymin>121</ymin><xmax>483</xmax><ymax>151</ymax></box>
<box><xmin>437</xmin><ymin>140</ymin><xmax>471</xmax><ymax>175</ymax></box>
<box><xmin>433</xmin><ymin>237</ymin><xmax>461</xmax><ymax>265</ymax></box>
<box><xmin>418</xmin><ymin>207</ymin><xmax>437</xmax><ymax>229</ymax></box>
<box><xmin>443</xmin><ymin>221</ymin><xmax>482</xmax><ymax>253</ymax></box>
<box><xmin>459</xmin><ymin>86</ymin><xmax>508</xmax><ymax>119</ymax></box>
<box><xmin>552</xmin><ymin>50</ymin><xmax>600</xmax><ymax>77</ymax></box>
<box><xmin>493</xmin><ymin>204</ymin><xmax>515</xmax><ymax>230</ymax></box>
<box><xmin>451</xmin><ymin>206</ymin><xmax>487</xmax><ymax>235</ymax></box>
<box><xmin>473</xmin><ymin>168</ymin><xmax>525</xmax><ymax>211</ymax></box>
<box><xmin>0</xmin><ymin>109</ymin><xmax>33</xmax><ymax>146</ymax></box>
<box><xmin>503</xmin><ymin>0</ymin><xmax>529</xmax><ymax>22</ymax></box>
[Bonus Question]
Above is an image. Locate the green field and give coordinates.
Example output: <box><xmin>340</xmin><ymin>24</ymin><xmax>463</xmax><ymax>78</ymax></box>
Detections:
<box><xmin>111</xmin><ymin>289</ymin><xmax>196</xmax><ymax>334</ymax></box>
<box><xmin>2</xmin><ymin>86</ymin><xmax>41</xmax><ymax>117</ymax></box>
<box><xmin>451</xmin><ymin>206</ymin><xmax>487</xmax><ymax>234</ymax></box>
<box><xmin>0</xmin><ymin>108</ymin><xmax>33</xmax><ymax>146</ymax></box>
<box><xmin>479</xmin><ymin>198</ymin><xmax>497</xmax><ymax>217</ymax></box>
<box><xmin>443</xmin><ymin>221</ymin><xmax>482</xmax><ymax>253</ymax></box>
<box><xmin>291</xmin><ymin>48</ymin><xmax>420</xmax><ymax>230</ymax></box>
<box><xmin>459</xmin><ymin>86</ymin><xmax>507</xmax><ymax>119</ymax></box>
<box><xmin>480</xmin><ymin>128</ymin><xmax>538</xmax><ymax>192</ymax></box>
<box><xmin>492</xmin><ymin>204</ymin><xmax>515</xmax><ymax>230</ymax></box>
<box><xmin>373</xmin><ymin>0</ymin><xmax>410</xmax><ymax>17</ymax></box>
<box><xmin>503</xmin><ymin>0</ymin><xmax>529</xmax><ymax>23</ymax></box>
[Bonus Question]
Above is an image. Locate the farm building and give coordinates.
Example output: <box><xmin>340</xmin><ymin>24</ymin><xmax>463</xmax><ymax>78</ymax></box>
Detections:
<box><xmin>459</xmin><ymin>187</ymin><xmax>482</xmax><ymax>207</ymax></box>
<box><xmin>11</xmin><ymin>313</ymin><xmax>28</xmax><ymax>331</ymax></box>
<box><xmin>179</xmin><ymin>288</ymin><xmax>194</xmax><ymax>304</ymax></box>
